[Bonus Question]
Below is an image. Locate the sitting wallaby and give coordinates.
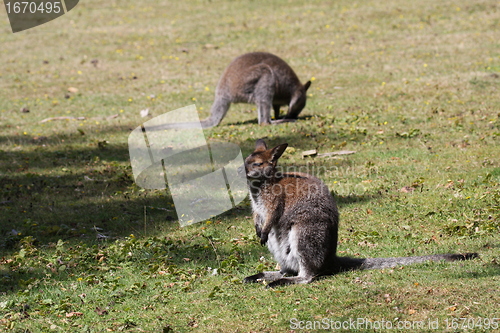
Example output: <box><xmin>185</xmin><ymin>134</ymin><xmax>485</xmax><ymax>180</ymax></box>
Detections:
<box><xmin>242</xmin><ymin>139</ymin><xmax>478</xmax><ymax>288</ymax></box>
<box><xmin>148</xmin><ymin>52</ymin><xmax>311</xmax><ymax>130</ymax></box>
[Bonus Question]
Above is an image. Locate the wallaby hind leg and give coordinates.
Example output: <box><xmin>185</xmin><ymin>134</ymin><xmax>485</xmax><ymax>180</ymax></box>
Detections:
<box><xmin>252</xmin><ymin>71</ymin><xmax>275</xmax><ymax>125</ymax></box>
<box><xmin>273</xmin><ymin>104</ymin><xmax>281</xmax><ymax>120</ymax></box>
<box><xmin>266</xmin><ymin>262</ymin><xmax>316</xmax><ymax>288</ymax></box>
<box><xmin>243</xmin><ymin>271</ymin><xmax>284</xmax><ymax>283</ymax></box>
<box><xmin>201</xmin><ymin>97</ymin><xmax>231</xmax><ymax>128</ymax></box>
<box><xmin>266</xmin><ymin>275</ymin><xmax>314</xmax><ymax>288</ymax></box>
<box><xmin>257</xmin><ymin>107</ymin><xmax>271</xmax><ymax>125</ymax></box>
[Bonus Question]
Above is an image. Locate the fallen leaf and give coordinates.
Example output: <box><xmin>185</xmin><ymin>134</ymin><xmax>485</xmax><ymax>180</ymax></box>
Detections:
<box><xmin>67</xmin><ymin>87</ymin><xmax>79</xmax><ymax>93</ymax></box>
<box><xmin>97</xmin><ymin>140</ymin><xmax>109</xmax><ymax>149</ymax></box>
<box><xmin>163</xmin><ymin>325</ymin><xmax>173</xmax><ymax>333</ymax></box>
<box><xmin>358</xmin><ymin>240</ymin><xmax>377</xmax><ymax>247</ymax></box>
<box><xmin>95</xmin><ymin>307</ymin><xmax>108</xmax><ymax>316</ymax></box>
<box><xmin>66</xmin><ymin>312</ymin><xmax>83</xmax><ymax>318</ymax></box>
<box><xmin>400</xmin><ymin>186</ymin><xmax>414</xmax><ymax>193</ymax></box>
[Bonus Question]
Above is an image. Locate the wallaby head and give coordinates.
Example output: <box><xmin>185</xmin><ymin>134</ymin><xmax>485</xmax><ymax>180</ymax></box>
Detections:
<box><xmin>243</xmin><ymin>139</ymin><xmax>288</xmax><ymax>181</ymax></box>
<box><xmin>286</xmin><ymin>80</ymin><xmax>312</xmax><ymax>119</ymax></box>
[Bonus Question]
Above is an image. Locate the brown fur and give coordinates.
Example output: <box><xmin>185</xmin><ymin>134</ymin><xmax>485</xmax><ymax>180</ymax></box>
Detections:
<box><xmin>148</xmin><ymin>52</ymin><xmax>311</xmax><ymax>130</ymax></box>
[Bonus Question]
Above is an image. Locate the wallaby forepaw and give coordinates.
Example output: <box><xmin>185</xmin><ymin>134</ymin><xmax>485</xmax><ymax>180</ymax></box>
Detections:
<box><xmin>260</xmin><ymin>233</ymin><xmax>268</xmax><ymax>246</ymax></box>
<box><xmin>255</xmin><ymin>227</ymin><xmax>262</xmax><ymax>239</ymax></box>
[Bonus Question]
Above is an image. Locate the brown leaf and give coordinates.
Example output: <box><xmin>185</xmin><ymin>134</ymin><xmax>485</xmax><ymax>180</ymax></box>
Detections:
<box><xmin>95</xmin><ymin>307</ymin><xmax>108</xmax><ymax>316</ymax></box>
<box><xmin>444</xmin><ymin>181</ymin><xmax>454</xmax><ymax>189</ymax></box>
<box><xmin>400</xmin><ymin>186</ymin><xmax>414</xmax><ymax>193</ymax></box>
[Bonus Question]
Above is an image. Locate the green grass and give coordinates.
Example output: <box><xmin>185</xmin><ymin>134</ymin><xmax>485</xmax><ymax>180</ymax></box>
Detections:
<box><xmin>1</xmin><ymin>0</ymin><xmax>500</xmax><ymax>331</ymax></box>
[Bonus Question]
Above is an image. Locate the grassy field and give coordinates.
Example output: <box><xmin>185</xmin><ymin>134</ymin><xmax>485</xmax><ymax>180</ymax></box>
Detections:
<box><xmin>1</xmin><ymin>0</ymin><xmax>500</xmax><ymax>331</ymax></box>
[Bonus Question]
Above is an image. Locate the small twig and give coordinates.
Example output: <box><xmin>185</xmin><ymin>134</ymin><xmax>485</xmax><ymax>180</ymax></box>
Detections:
<box><xmin>146</xmin><ymin>206</ymin><xmax>172</xmax><ymax>211</ymax></box>
<box><xmin>40</xmin><ymin>116</ymin><xmax>86</xmax><ymax>123</ymax></box>
<box><xmin>144</xmin><ymin>206</ymin><xmax>147</xmax><ymax>236</ymax></box>
<box><xmin>203</xmin><ymin>235</ymin><xmax>221</xmax><ymax>267</ymax></box>
<box><xmin>39</xmin><ymin>114</ymin><xmax>119</xmax><ymax>123</ymax></box>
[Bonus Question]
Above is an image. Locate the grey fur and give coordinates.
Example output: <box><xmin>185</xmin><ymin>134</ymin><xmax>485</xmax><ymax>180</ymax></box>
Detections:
<box><xmin>148</xmin><ymin>52</ymin><xmax>311</xmax><ymax>130</ymax></box>
<box><xmin>242</xmin><ymin>139</ymin><xmax>479</xmax><ymax>288</ymax></box>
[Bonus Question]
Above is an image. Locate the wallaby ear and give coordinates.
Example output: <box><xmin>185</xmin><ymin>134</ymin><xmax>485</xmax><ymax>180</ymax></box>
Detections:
<box><xmin>254</xmin><ymin>139</ymin><xmax>267</xmax><ymax>152</ymax></box>
<box><xmin>271</xmin><ymin>143</ymin><xmax>288</xmax><ymax>162</ymax></box>
<box><xmin>304</xmin><ymin>80</ymin><xmax>312</xmax><ymax>91</ymax></box>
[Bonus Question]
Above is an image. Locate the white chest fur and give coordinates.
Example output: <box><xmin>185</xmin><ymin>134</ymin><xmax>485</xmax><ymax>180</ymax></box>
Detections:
<box><xmin>267</xmin><ymin>228</ymin><xmax>300</xmax><ymax>274</ymax></box>
<box><xmin>250</xmin><ymin>195</ymin><xmax>267</xmax><ymax>228</ymax></box>
<box><xmin>250</xmin><ymin>192</ymin><xmax>300</xmax><ymax>274</ymax></box>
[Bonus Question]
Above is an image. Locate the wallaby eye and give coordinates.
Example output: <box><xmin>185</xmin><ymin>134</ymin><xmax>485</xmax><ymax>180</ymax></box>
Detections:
<box><xmin>252</xmin><ymin>162</ymin><xmax>263</xmax><ymax>167</ymax></box>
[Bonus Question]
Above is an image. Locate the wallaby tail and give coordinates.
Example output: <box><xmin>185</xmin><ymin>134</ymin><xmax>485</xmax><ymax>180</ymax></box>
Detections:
<box><xmin>147</xmin><ymin>98</ymin><xmax>230</xmax><ymax>130</ymax></box>
<box><xmin>337</xmin><ymin>253</ymin><xmax>479</xmax><ymax>272</ymax></box>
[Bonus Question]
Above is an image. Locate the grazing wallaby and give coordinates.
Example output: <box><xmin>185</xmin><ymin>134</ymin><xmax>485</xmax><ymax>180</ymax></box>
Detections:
<box><xmin>241</xmin><ymin>139</ymin><xmax>478</xmax><ymax>288</ymax></box>
<box><xmin>148</xmin><ymin>52</ymin><xmax>311</xmax><ymax>130</ymax></box>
